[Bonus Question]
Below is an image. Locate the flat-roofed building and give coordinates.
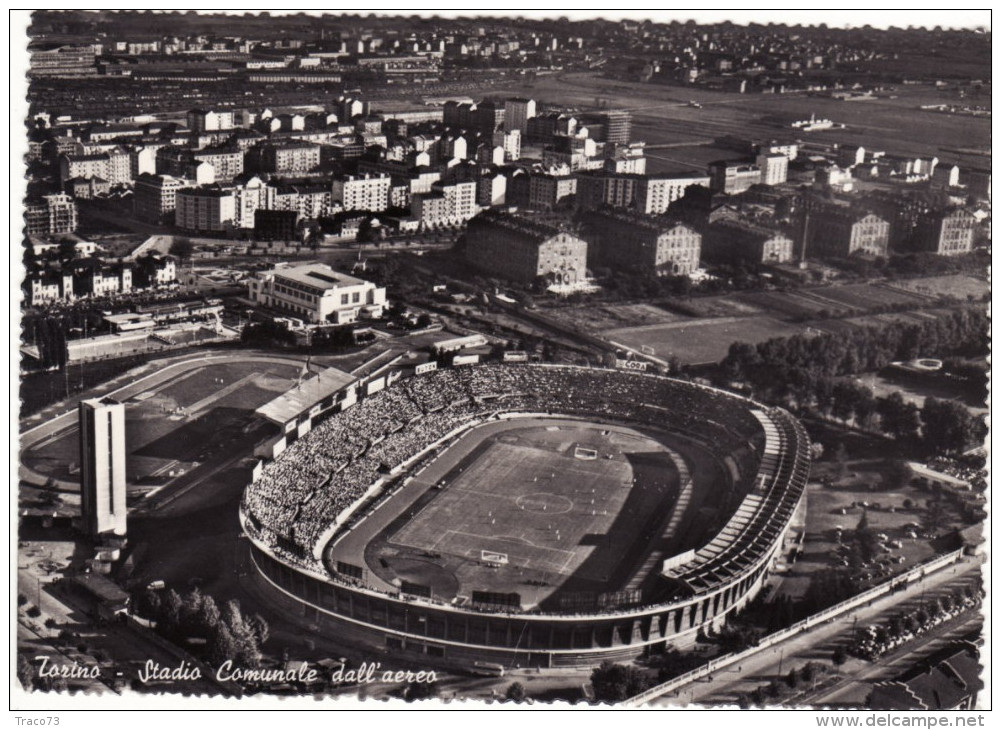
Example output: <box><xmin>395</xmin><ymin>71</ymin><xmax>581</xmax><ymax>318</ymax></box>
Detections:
<box><xmin>331</xmin><ymin>173</ymin><xmax>391</xmax><ymax>212</ymax></box>
<box><xmin>756</xmin><ymin>152</ymin><xmax>789</xmax><ymax>185</ymax></box>
<box><xmin>465</xmin><ymin>211</ymin><xmax>588</xmax><ymax>285</ymax></box>
<box><xmin>504</xmin><ymin>98</ymin><xmax>536</xmax><ymax>133</ymax></box>
<box><xmin>581</xmin><ymin>209</ymin><xmax>702</xmax><ymax>275</ymax></box>
<box><xmin>187</xmin><ymin>109</ymin><xmax>235</xmax><ymax>133</ymax></box>
<box><xmin>79</xmin><ymin>398</ymin><xmax>127</xmax><ymax>538</ymax></box>
<box><xmin>256</xmin><ymin>142</ymin><xmax>320</xmax><ymax>175</ymax></box>
<box><xmin>248</xmin><ymin>263</ymin><xmax>387</xmax><ymax>324</ymax></box>
<box><xmin>25</xmin><ymin>194</ymin><xmax>78</xmax><ymax>236</ymax></box>
<box><xmin>637</xmin><ymin>173</ymin><xmax>711</xmax><ymax>215</ymax></box>
<box><xmin>133</xmin><ymin>174</ymin><xmax>190</xmax><ymax>224</ymax></box>
<box><xmin>175</xmin><ymin>186</ymin><xmax>237</xmax><ymax>233</ymax></box>
<box><xmin>709</xmin><ymin>160</ymin><xmax>762</xmax><ymax>194</ymax></box>
<box><xmin>529</xmin><ymin>172</ymin><xmax>577</xmax><ymax>210</ymax></box>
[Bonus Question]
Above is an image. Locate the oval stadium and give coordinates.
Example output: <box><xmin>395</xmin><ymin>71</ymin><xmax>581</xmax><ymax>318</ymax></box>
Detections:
<box><xmin>240</xmin><ymin>364</ymin><xmax>810</xmax><ymax>669</ymax></box>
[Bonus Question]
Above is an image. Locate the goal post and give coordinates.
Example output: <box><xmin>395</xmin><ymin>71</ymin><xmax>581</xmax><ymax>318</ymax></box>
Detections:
<box><xmin>574</xmin><ymin>446</ymin><xmax>599</xmax><ymax>460</ymax></box>
<box><xmin>481</xmin><ymin>550</ymin><xmax>509</xmax><ymax>565</ymax></box>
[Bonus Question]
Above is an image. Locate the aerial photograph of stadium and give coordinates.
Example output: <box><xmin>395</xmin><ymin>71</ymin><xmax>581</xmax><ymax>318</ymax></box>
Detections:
<box><xmin>12</xmin><ymin>8</ymin><xmax>989</xmax><ymax>717</ymax></box>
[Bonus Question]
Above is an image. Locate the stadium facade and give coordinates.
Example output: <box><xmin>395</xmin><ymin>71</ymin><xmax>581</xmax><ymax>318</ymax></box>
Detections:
<box><xmin>240</xmin><ymin>364</ymin><xmax>810</xmax><ymax>669</ymax></box>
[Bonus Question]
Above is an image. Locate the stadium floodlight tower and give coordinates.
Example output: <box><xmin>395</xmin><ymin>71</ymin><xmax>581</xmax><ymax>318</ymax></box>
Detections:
<box><xmin>78</xmin><ymin>397</ymin><xmax>128</xmax><ymax>539</ymax></box>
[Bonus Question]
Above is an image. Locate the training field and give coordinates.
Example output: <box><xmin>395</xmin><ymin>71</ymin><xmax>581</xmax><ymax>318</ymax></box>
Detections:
<box><xmin>23</xmin><ymin>359</ymin><xmax>300</xmax><ymax>489</ymax></box>
<box><xmin>359</xmin><ymin>420</ymin><xmax>686</xmax><ymax>608</ymax></box>
<box><xmin>606</xmin><ymin>316</ymin><xmax>804</xmax><ymax>365</ymax></box>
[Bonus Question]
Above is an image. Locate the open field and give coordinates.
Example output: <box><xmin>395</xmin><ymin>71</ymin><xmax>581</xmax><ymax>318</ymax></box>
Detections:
<box><xmin>883</xmin><ymin>274</ymin><xmax>991</xmax><ymax>301</ymax></box>
<box><xmin>23</xmin><ymin>360</ymin><xmax>298</xmax><ymax>489</ymax></box>
<box><xmin>774</xmin><ymin>467</ymin><xmax>954</xmax><ymax>603</ymax></box>
<box><xmin>360</xmin><ymin>420</ymin><xmax>690</xmax><ymax>608</ymax></box>
<box><xmin>606</xmin><ymin>315</ymin><xmax>804</xmax><ymax>365</ymax></box>
<box><xmin>543</xmin><ymin>302</ymin><xmax>687</xmax><ymax>331</ymax></box>
<box><xmin>519</xmin><ymin>73</ymin><xmax>990</xmax><ymax>170</ymax></box>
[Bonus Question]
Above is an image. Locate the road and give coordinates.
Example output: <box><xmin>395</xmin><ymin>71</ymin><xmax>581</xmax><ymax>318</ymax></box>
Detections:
<box><xmin>648</xmin><ymin>557</ymin><xmax>983</xmax><ymax>706</ymax></box>
<box><xmin>792</xmin><ymin>611</ymin><xmax>983</xmax><ymax>707</ymax></box>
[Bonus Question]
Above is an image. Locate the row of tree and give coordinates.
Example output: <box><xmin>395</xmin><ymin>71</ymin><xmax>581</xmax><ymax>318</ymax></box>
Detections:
<box><xmin>131</xmin><ymin>586</ymin><xmax>269</xmax><ymax>669</ymax></box>
<box><xmin>718</xmin><ymin>309</ymin><xmax>988</xmax><ymax>455</ymax></box>
<box><xmin>721</xmin><ymin>308</ymin><xmax>987</xmax><ymax>388</ymax></box>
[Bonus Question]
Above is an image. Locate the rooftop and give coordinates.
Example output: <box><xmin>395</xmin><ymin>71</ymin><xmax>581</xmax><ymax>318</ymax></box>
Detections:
<box><xmin>256</xmin><ymin>367</ymin><xmax>357</xmax><ymax>426</ymax></box>
<box><xmin>270</xmin><ymin>263</ymin><xmax>368</xmax><ymax>290</ymax></box>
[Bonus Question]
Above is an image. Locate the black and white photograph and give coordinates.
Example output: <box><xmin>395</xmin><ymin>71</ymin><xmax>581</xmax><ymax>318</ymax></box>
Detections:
<box><xmin>10</xmin><ymin>9</ymin><xmax>990</xmax><ymax>718</ymax></box>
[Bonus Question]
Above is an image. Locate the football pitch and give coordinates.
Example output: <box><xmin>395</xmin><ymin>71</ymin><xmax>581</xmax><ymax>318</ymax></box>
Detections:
<box><xmin>374</xmin><ymin>421</ymin><xmax>681</xmax><ymax>602</ymax></box>
<box><xmin>23</xmin><ymin>359</ymin><xmax>301</xmax><ymax>489</ymax></box>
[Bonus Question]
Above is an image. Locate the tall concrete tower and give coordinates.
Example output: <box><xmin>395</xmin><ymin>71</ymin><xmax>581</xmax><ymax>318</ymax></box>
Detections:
<box><xmin>78</xmin><ymin>398</ymin><xmax>127</xmax><ymax>538</ymax></box>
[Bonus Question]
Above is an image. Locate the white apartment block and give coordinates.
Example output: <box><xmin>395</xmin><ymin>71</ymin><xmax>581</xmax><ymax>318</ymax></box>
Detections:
<box><xmin>331</xmin><ymin>173</ymin><xmax>391</xmax><ymax>212</ymax></box>
<box><xmin>636</xmin><ymin>173</ymin><xmax>711</xmax><ymax>215</ymax></box>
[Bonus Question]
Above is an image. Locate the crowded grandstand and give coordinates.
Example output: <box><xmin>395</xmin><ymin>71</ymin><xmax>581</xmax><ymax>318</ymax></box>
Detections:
<box><xmin>239</xmin><ymin>362</ymin><xmax>810</xmax><ymax>666</ymax></box>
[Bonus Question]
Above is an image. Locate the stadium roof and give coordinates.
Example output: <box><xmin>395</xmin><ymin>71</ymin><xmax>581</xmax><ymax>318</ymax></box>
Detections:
<box><xmin>255</xmin><ymin>367</ymin><xmax>357</xmax><ymax>426</ymax></box>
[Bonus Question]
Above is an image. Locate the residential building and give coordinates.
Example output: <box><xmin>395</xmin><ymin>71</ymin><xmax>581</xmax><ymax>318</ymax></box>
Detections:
<box><xmin>193</xmin><ymin>147</ymin><xmax>244</xmax><ymax>182</ymax></box>
<box><xmin>756</xmin><ymin>153</ymin><xmax>789</xmax><ymax>185</ymax></box>
<box><xmin>79</xmin><ymin>398</ymin><xmax>128</xmax><ymax>538</ymax></box>
<box><xmin>248</xmin><ymin>262</ymin><xmax>387</xmax><ymax>324</ymax></box>
<box><xmin>504</xmin><ymin>98</ymin><xmax>536</xmax><ymax>133</ymax></box>
<box><xmin>528</xmin><ymin>172</ymin><xmax>577</xmax><ymax>210</ymax></box>
<box><xmin>174</xmin><ymin>187</ymin><xmax>238</xmax><ymax>233</ymax></box>
<box><xmin>579</xmin><ymin>110</ymin><xmax>632</xmax><ymax>144</ymax></box>
<box><xmin>709</xmin><ymin>160</ymin><xmax>763</xmax><ymax>194</ymax></box>
<box><xmin>254</xmin><ymin>210</ymin><xmax>301</xmax><ymax>241</ymax></box>
<box><xmin>331</xmin><ymin>173</ymin><xmax>391</xmax><ymax>212</ymax></box>
<box><xmin>411</xmin><ymin>180</ymin><xmax>478</xmax><ymax>227</ymax></box>
<box><xmin>65</xmin><ymin>176</ymin><xmax>110</xmax><ymax>199</ymax></box>
<box><xmin>133</xmin><ymin>174</ymin><xmax>189</xmax><ymax>224</ymax></box>
<box><xmin>255</xmin><ymin>142</ymin><xmax>320</xmax><ymax>175</ymax></box>
<box><xmin>636</xmin><ymin>172</ymin><xmax>711</xmax><ymax>215</ymax></box>
<box><xmin>59</xmin><ymin>153</ymin><xmax>110</xmax><ymax>185</ymax></box>
<box><xmin>580</xmin><ymin>209</ymin><xmax>702</xmax><ymax>275</ymax></box>
<box><xmin>26</xmin><ymin>266</ymin><xmax>74</xmax><ymax>305</ymax></box>
<box><xmin>132</xmin><ymin>254</ymin><xmax>177</xmax><ymax>288</ymax></box>
<box><xmin>704</xmin><ymin>218</ymin><xmax>795</xmax><ymax>264</ymax></box>
<box><xmin>806</xmin><ymin>205</ymin><xmax>890</xmax><ymax>257</ymax></box>
<box><xmin>493</xmin><ymin>129</ymin><xmax>521</xmax><ymax>162</ymax></box>
<box><xmin>187</xmin><ymin>109</ymin><xmax>235</xmax><ymax>133</ymax></box>
<box><xmin>912</xmin><ymin>208</ymin><xmax>977</xmax><ymax>256</ymax></box>
<box><xmin>25</xmin><ymin>194</ymin><xmax>78</xmax><ymax>236</ymax></box>
<box><xmin>576</xmin><ymin>172</ymin><xmax>641</xmax><ymax>211</ymax></box>
<box><xmin>464</xmin><ymin>211</ymin><xmax>588</xmax><ymax>285</ymax></box>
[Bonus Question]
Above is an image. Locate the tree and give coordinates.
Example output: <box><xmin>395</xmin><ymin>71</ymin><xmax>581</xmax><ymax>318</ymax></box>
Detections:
<box><xmin>159</xmin><ymin>589</ymin><xmax>184</xmax><ymax>637</ymax></box>
<box><xmin>207</xmin><ymin>623</ymin><xmax>239</xmax><ymax>666</ymax></box>
<box><xmin>247</xmin><ymin>613</ymin><xmax>270</xmax><ymax>646</ymax></box>
<box><xmin>833</xmin><ymin>442</ymin><xmax>849</xmax><ymax>481</ymax></box>
<box><xmin>17</xmin><ymin>653</ymin><xmax>34</xmax><ymax>691</ymax></box>
<box><xmin>169</xmin><ymin>237</ymin><xmax>194</xmax><ymax>261</ymax></box>
<box><xmin>195</xmin><ymin>595</ymin><xmax>222</xmax><ymax>638</ymax></box>
<box><xmin>832</xmin><ymin>646</ymin><xmax>848</xmax><ymax>672</ymax></box>
<box><xmin>921</xmin><ymin>397</ymin><xmax>978</xmax><ymax>456</ymax></box>
<box><xmin>880</xmin><ymin>460</ymin><xmax>914</xmax><ymax>491</ymax></box>
<box><xmin>590</xmin><ymin>661</ymin><xmax>651</xmax><ymax>702</ymax></box>
<box><xmin>505</xmin><ymin>681</ymin><xmax>526</xmax><ymax>702</ymax></box>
